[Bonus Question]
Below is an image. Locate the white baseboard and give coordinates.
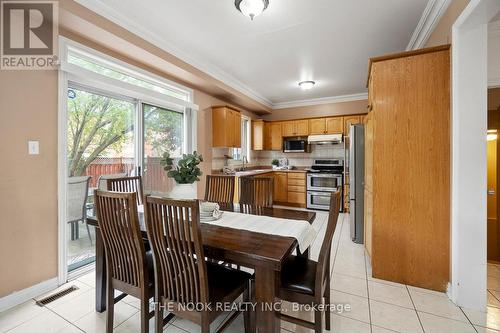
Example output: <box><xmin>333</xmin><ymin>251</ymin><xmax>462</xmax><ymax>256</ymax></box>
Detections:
<box><xmin>0</xmin><ymin>278</ymin><xmax>59</xmax><ymax>313</ymax></box>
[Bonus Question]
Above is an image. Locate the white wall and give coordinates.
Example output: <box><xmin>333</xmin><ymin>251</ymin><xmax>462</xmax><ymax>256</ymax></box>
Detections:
<box><xmin>452</xmin><ymin>0</ymin><xmax>500</xmax><ymax>311</ymax></box>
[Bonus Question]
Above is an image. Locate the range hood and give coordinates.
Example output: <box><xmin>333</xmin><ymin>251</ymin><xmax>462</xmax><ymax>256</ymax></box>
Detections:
<box><xmin>307</xmin><ymin>134</ymin><xmax>343</xmax><ymax>145</ymax></box>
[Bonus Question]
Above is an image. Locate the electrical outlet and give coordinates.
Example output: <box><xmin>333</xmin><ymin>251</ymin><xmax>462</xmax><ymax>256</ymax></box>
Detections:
<box><xmin>28</xmin><ymin>141</ymin><xmax>39</xmax><ymax>155</ymax></box>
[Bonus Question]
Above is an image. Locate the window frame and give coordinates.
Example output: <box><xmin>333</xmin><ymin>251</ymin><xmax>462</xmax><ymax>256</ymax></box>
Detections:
<box><xmin>232</xmin><ymin>115</ymin><xmax>251</xmax><ymax>162</ymax></box>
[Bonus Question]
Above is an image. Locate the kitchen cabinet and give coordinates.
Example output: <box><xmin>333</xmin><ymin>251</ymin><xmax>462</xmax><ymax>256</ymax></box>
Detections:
<box><xmin>343</xmin><ymin>116</ymin><xmax>362</xmax><ymax>135</ymax></box>
<box><xmin>273</xmin><ymin>172</ymin><xmax>288</xmax><ymax>202</ymax></box>
<box><xmin>308</xmin><ymin>117</ymin><xmax>343</xmax><ymax>135</ymax></box>
<box><xmin>212</xmin><ymin>106</ymin><xmax>241</xmax><ymax>148</ymax></box>
<box><xmin>252</xmin><ymin>120</ymin><xmax>264</xmax><ymax>150</ymax></box>
<box><xmin>282</xmin><ymin>120</ymin><xmax>309</xmax><ymax>137</ymax></box>
<box><xmin>366</xmin><ymin>45</ymin><xmax>450</xmax><ymax>291</ymax></box>
<box><xmin>287</xmin><ymin>173</ymin><xmax>306</xmax><ymax>206</ymax></box>
<box><xmin>326</xmin><ymin>117</ymin><xmax>343</xmax><ymax>134</ymax></box>
<box><xmin>264</xmin><ymin>122</ymin><xmax>282</xmax><ymax>151</ymax></box>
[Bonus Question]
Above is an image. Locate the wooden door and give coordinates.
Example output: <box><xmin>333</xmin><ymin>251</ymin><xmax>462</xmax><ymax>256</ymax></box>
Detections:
<box><xmin>274</xmin><ymin>172</ymin><xmax>288</xmax><ymax>202</ymax></box>
<box><xmin>212</xmin><ymin>107</ymin><xmax>228</xmax><ymax>147</ymax></box>
<box><xmin>270</xmin><ymin>122</ymin><xmax>283</xmax><ymax>151</ymax></box>
<box><xmin>344</xmin><ymin>116</ymin><xmax>362</xmax><ymax>135</ymax></box>
<box><xmin>252</xmin><ymin>120</ymin><xmax>264</xmax><ymax>150</ymax></box>
<box><xmin>233</xmin><ymin>110</ymin><xmax>241</xmax><ymax>147</ymax></box>
<box><xmin>325</xmin><ymin>117</ymin><xmax>343</xmax><ymax>134</ymax></box>
<box><xmin>309</xmin><ymin>118</ymin><xmax>326</xmax><ymax>134</ymax></box>
<box><xmin>488</xmin><ymin>139</ymin><xmax>499</xmax><ymax>261</ymax></box>
<box><xmin>295</xmin><ymin>120</ymin><xmax>309</xmax><ymax>136</ymax></box>
<box><xmin>282</xmin><ymin>121</ymin><xmax>295</xmax><ymax>137</ymax></box>
<box><xmin>370</xmin><ymin>48</ymin><xmax>450</xmax><ymax>291</ymax></box>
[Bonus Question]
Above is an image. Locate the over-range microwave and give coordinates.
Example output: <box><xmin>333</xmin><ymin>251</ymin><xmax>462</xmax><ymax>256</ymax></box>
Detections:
<box><xmin>283</xmin><ymin>139</ymin><xmax>309</xmax><ymax>153</ymax></box>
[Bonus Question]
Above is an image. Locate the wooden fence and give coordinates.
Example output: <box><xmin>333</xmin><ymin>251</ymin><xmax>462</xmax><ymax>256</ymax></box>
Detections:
<box><xmin>84</xmin><ymin>157</ymin><xmax>174</xmax><ymax>193</ymax></box>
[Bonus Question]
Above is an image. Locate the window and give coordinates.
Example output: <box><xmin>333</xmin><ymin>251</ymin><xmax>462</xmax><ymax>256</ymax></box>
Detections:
<box><xmin>232</xmin><ymin>117</ymin><xmax>251</xmax><ymax>161</ymax></box>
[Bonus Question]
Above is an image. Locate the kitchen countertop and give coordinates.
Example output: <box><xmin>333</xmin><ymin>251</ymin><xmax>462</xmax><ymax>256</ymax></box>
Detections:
<box><xmin>212</xmin><ymin>167</ymin><xmax>308</xmax><ymax>177</ymax></box>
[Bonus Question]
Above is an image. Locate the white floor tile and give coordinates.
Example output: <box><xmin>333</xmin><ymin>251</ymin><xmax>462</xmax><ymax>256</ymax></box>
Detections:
<box><xmin>77</xmin><ymin>272</ymin><xmax>96</xmax><ymax>288</ymax></box>
<box><xmin>163</xmin><ymin>325</ymin><xmax>189</xmax><ymax>332</ymax></box>
<box><xmin>369</xmin><ymin>300</ymin><xmax>423</xmax><ymax>333</ymax></box>
<box><xmin>368</xmin><ymin>281</ymin><xmax>414</xmax><ymax>309</ymax></box>
<box><xmin>409</xmin><ymin>288</ymin><xmax>468</xmax><ymax>322</ymax></box>
<box><xmin>6</xmin><ymin>310</ymin><xmax>72</xmax><ymax>333</ymax></box>
<box><xmin>328</xmin><ymin>314</ymin><xmax>371</xmax><ymax>333</ymax></box>
<box><xmin>489</xmin><ymin>276</ymin><xmax>500</xmax><ymax>292</ymax></box>
<box><xmin>488</xmin><ymin>292</ymin><xmax>500</xmax><ymax>308</ymax></box>
<box><xmin>171</xmin><ymin>312</ymin><xmax>230</xmax><ymax>333</ymax></box>
<box><xmin>42</xmin><ymin>281</ymin><xmax>92</xmax><ymax>310</ymax></box>
<box><xmin>418</xmin><ymin>312</ymin><xmax>476</xmax><ymax>333</ymax></box>
<box><xmin>0</xmin><ymin>300</ymin><xmax>47</xmax><ymax>333</ymax></box>
<box><xmin>330</xmin><ymin>274</ymin><xmax>368</xmax><ymax>298</ymax></box>
<box><xmin>330</xmin><ymin>290</ymin><xmax>370</xmax><ymax>324</ymax></box>
<box><xmin>474</xmin><ymin>324</ymin><xmax>500</xmax><ymax>332</ymax></box>
<box><xmin>407</xmin><ymin>286</ymin><xmax>448</xmax><ymax>298</ymax></box>
<box><xmin>371</xmin><ymin>326</ymin><xmax>398</xmax><ymax>332</ymax></box>
<box><xmin>73</xmin><ymin>301</ymin><xmax>138</xmax><ymax>332</ymax></box>
<box><xmin>50</xmin><ymin>289</ymin><xmax>96</xmax><ymax>323</ymax></box>
<box><xmin>462</xmin><ymin>306</ymin><xmax>500</xmax><ymax>331</ymax></box>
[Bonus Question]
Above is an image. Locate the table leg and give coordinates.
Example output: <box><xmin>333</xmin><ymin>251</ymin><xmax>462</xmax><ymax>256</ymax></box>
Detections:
<box><xmin>95</xmin><ymin>229</ymin><xmax>106</xmax><ymax>312</ymax></box>
<box><xmin>254</xmin><ymin>267</ymin><xmax>280</xmax><ymax>333</ymax></box>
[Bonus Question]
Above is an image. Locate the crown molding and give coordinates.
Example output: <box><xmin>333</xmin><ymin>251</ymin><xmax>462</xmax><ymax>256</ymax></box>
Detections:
<box><xmin>272</xmin><ymin>93</ymin><xmax>368</xmax><ymax>110</ymax></box>
<box><xmin>74</xmin><ymin>0</ymin><xmax>274</xmax><ymax>108</ymax></box>
<box><xmin>406</xmin><ymin>0</ymin><xmax>452</xmax><ymax>50</ymax></box>
<box><xmin>490</xmin><ymin>20</ymin><xmax>500</xmax><ymax>33</ymax></box>
<box><xmin>489</xmin><ymin>77</ymin><xmax>500</xmax><ymax>89</ymax></box>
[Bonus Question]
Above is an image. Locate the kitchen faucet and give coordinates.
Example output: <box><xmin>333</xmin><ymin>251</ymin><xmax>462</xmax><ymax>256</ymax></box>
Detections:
<box><xmin>242</xmin><ymin>155</ymin><xmax>248</xmax><ymax>171</ymax></box>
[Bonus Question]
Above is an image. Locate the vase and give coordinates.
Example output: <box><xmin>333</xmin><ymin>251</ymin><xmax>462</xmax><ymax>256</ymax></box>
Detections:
<box><xmin>168</xmin><ymin>183</ymin><xmax>197</xmax><ymax>200</ymax></box>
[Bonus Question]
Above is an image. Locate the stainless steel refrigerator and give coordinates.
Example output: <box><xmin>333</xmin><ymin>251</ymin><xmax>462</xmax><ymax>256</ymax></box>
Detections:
<box><xmin>349</xmin><ymin>124</ymin><xmax>365</xmax><ymax>244</ymax></box>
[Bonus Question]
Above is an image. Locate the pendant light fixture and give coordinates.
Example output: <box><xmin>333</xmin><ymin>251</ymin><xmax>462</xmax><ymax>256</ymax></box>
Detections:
<box><xmin>235</xmin><ymin>0</ymin><xmax>269</xmax><ymax>20</ymax></box>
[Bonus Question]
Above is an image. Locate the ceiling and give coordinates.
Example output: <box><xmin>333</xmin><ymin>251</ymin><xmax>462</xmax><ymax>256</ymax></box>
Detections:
<box><xmin>77</xmin><ymin>0</ymin><xmax>428</xmax><ymax>106</ymax></box>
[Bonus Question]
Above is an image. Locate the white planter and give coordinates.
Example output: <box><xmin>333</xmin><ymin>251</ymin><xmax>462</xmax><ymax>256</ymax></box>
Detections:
<box><xmin>168</xmin><ymin>183</ymin><xmax>197</xmax><ymax>200</ymax></box>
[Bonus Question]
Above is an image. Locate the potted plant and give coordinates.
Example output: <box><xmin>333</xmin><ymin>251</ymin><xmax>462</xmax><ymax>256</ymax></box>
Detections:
<box><xmin>161</xmin><ymin>151</ymin><xmax>203</xmax><ymax>199</ymax></box>
<box><xmin>271</xmin><ymin>159</ymin><xmax>280</xmax><ymax>170</ymax></box>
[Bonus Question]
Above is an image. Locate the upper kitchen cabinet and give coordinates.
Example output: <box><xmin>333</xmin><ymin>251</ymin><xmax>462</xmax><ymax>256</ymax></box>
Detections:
<box><xmin>269</xmin><ymin>122</ymin><xmax>283</xmax><ymax>150</ymax></box>
<box><xmin>212</xmin><ymin>106</ymin><xmax>241</xmax><ymax>148</ymax></box>
<box><xmin>343</xmin><ymin>116</ymin><xmax>362</xmax><ymax>135</ymax></box>
<box><xmin>282</xmin><ymin>119</ymin><xmax>309</xmax><ymax>137</ymax></box>
<box><xmin>252</xmin><ymin>120</ymin><xmax>264</xmax><ymax>150</ymax></box>
<box><xmin>309</xmin><ymin>117</ymin><xmax>343</xmax><ymax>135</ymax></box>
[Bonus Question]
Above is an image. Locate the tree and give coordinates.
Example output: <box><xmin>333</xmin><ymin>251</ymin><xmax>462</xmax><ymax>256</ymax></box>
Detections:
<box><xmin>67</xmin><ymin>88</ymin><xmax>183</xmax><ymax>177</ymax></box>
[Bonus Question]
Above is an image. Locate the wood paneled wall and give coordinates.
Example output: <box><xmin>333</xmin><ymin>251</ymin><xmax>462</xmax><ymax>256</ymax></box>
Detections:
<box><xmin>368</xmin><ymin>46</ymin><xmax>450</xmax><ymax>291</ymax></box>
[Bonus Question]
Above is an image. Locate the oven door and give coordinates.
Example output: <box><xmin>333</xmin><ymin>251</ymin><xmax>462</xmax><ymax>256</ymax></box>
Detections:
<box><xmin>307</xmin><ymin>191</ymin><xmax>332</xmax><ymax>210</ymax></box>
<box><xmin>307</xmin><ymin>173</ymin><xmax>341</xmax><ymax>192</ymax></box>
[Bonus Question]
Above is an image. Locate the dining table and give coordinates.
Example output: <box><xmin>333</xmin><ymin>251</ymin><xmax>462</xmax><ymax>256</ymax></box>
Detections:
<box><xmin>86</xmin><ymin>204</ymin><xmax>316</xmax><ymax>333</ymax></box>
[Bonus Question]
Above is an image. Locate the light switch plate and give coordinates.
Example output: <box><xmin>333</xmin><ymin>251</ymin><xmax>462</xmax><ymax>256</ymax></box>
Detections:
<box><xmin>28</xmin><ymin>141</ymin><xmax>39</xmax><ymax>155</ymax></box>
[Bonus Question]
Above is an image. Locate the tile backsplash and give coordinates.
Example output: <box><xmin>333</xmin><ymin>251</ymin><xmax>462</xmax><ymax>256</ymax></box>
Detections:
<box><xmin>211</xmin><ymin>144</ymin><xmax>345</xmax><ymax>170</ymax></box>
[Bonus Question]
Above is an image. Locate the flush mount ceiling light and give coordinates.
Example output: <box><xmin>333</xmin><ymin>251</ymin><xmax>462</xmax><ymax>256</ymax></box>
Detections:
<box><xmin>235</xmin><ymin>0</ymin><xmax>269</xmax><ymax>20</ymax></box>
<box><xmin>298</xmin><ymin>80</ymin><xmax>316</xmax><ymax>90</ymax></box>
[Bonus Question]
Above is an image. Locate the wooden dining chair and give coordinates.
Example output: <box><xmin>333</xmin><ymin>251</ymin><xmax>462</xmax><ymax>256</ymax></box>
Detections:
<box><xmin>144</xmin><ymin>196</ymin><xmax>253</xmax><ymax>333</ymax></box>
<box><xmin>106</xmin><ymin>176</ymin><xmax>144</xmax><ymax>205</ymax></box>
<box><xmin>239</xmin><ymin>176</ymin><xmax>273</xmax><ymax>212</ymax></box>
<box><xmin>94</xmin><ymin>190</ymin><xmax>154</xmax><ymax>333</ymax></box>
<box><xmin>278</xmin><ymin>191</ymin><xmax>341</xmax><ymax>333</ymax></box>
<box><xmin>97</xmin><ymin>172</ymin><xmax>128</xmax><ymax>190</ymax></box>
<box><xmin>204</xmin><ymin>175</ymin><xmax>235</xmax><ymax>209</ymax></box>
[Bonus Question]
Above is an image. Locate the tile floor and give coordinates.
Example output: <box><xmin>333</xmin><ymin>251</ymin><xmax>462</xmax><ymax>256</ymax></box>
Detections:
<box><xmin>1</xmin><ymin>212</ymin><xmax>499</xmax><ymax>332</ymax></box>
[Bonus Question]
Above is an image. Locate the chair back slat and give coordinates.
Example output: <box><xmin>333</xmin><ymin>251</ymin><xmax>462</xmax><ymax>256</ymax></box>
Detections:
<box><xmin>204</xmin><ymin>175</ymin><xmax>235</xmax><ymax>208</ymax></box>
<box><xmin>107</xmin><ymin>176</ymin><xmax>144</xmax><ymax>206</ymax></box>
<box><xmin>145</xmin><ymin>197</ymin><xmax>208</xmax><ymax>306</ymax></box>
<box><xmin>316</xmin><ymin>191</ymin><xmax>341</xmax><ymax>288</ymax></box>
<box><xmin>97</xmin><ymin>173</ymin><xmax>128</xmax><ymax>190</ymax></box>
<box><xmin>239</xmin><ymin>176</ymin><xmax>273</xmax><ymax>210</ymax></box>
<box><xmin>94</xmin><ymin>190</ymin><xmax>146</xmax><ymax>287</ymax></box>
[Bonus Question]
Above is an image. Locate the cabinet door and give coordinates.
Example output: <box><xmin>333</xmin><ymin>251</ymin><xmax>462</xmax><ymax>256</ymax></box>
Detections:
<box><xmin>212</xmin><ymin>107</ymin><xmax>227</xmax><ymax>147</ymax></box>
<box><xmin>326</xmin><ymin>117</ymin><xmax>343</xmax><ymax>134</ymax></box>
<box><xmin>226</xmin><ymin>110</ymin><xmax>235</xmax><ymax>147</ymax></box>
<box><xmin>309</xmin><ymin>118</ymin><xmax>326</xmax><ymax>134</ymax></box>
<box><xmin>295</xmin><ymin>120</ymin><xmax>309</xmax><ymax>136</ymax></box>
<box><xmin>274</xmin><ymin>172</ymin><xmax>288</xmax><ymax>202</ymax></box>
<box><xmin>343</xmin><ymin>116</ymin><xmax>362</xmax><ymax>135</ymax></box>
<box><xmin>282</xmin><ymin>121</ymin><xmax>296</xmax><ymax>137</ymax></box>
<box><xmin>270</xmin><ymin>122</ymin><xmax>283</xmax><ymax>151</ymax></box>
<box><xmin>252</xmin><ymin>120</ymin><xmax>264</xmax><ymax>150</ymax></box>
<box><xmin>233</xmin><ymin>111</ymin><xmax>241</xmax><ymax>147</ymax></box>
<box><xmin>263</xmin><ymin>122</ymin><xmax>272</xmax><ymax>150</ymax></box>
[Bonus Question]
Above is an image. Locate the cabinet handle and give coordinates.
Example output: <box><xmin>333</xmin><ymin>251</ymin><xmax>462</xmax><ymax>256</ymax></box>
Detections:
<box><xmin>367</xmin><ymin>104</ymin><xmax>373</xmax><ymax>111</ymax></box>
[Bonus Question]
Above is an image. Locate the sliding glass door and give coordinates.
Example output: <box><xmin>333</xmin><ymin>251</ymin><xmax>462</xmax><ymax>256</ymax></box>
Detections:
<box><xmin>66</xmin><ymin>86</ymin><xmax>136</xmax><ymax>271</ymax></box>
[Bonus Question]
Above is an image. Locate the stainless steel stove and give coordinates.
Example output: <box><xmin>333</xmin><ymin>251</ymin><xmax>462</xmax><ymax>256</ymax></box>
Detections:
<box><xmin>306</xmin><ymin>159</ymin><xmax>343</xmax><ymax>211</ymax></box>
